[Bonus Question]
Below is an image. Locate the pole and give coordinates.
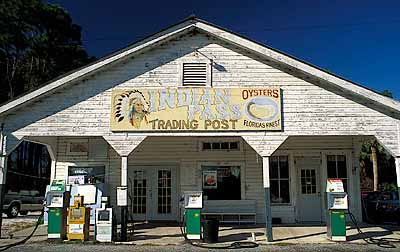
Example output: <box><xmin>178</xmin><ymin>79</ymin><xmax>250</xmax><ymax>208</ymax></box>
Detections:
<box><xmin>262</xmin><ymin>156</ymin><xmax>273</xmax><ymax>242</ymax></box>
<box><xmin>0</xmin><ymin>125</ymin><xmax>6</xmax><ymax>239</ymax></box>
<box><xmin>396</xmin><ymin>157</ymin><xmax>400</xmax><ymax>201</ymax></box>
<box><xmin>120</xmin><ymin>156</ymin><xmax>128</xmax><ymax>242</ymax></box>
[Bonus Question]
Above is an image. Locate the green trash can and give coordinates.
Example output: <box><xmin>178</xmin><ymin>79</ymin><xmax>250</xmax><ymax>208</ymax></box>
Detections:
<box><xmin>202</xmin><ymin>219</ymin><xmax>219</xmax><ymax>243</ymax></box>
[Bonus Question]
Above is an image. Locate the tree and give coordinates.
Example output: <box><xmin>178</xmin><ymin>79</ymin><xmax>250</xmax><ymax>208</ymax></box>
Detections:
<box><xmin>0</xmin><ymin>0</ymin><xmax>95</xmax><ymax>104</ymax></box>
<box><xmin>359</xmin><ymin>90</ymin><xmax>395</xmax><ymax>191</ymax></box>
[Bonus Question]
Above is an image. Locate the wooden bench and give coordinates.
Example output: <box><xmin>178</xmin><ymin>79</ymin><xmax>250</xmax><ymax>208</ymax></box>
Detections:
<box><xmin>201</xmin><ymin>200</ymin><xmax>256</xmax><ymax>224</ymax></box>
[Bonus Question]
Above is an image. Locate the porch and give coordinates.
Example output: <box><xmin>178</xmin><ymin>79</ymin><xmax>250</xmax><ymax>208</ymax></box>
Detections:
<box><xmin>1</xmin><ymin>221</ymin><xmax>399</xmax><ymax>246</ymax></box>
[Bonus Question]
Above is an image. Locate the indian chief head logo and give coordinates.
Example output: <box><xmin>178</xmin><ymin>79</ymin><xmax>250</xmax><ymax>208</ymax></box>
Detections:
<box><xmin>114</xmin><ymin>90</ymin><xmax>150</xmax><ymax>128</ymax></box>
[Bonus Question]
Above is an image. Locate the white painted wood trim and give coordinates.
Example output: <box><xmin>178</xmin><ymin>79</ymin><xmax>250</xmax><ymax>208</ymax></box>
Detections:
<box><xmin>121</xmin><ymin>156</ymin><xmax>128</xmax><ymax>187</ymax></box>
<box><xmin>396</xmin><ymin>157</ymin><xmax>400</xmax><ymax>188</ymax></box>
<box><xmin>262</xmin><ymin>156</ymin><xmax>270</xmax><ymax>188</ymax></box>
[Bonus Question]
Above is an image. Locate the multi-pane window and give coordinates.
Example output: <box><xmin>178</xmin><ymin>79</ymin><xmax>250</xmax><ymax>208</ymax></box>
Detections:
<box><xmin>269</xmin><ymin>156</ymin><xmax>290</xmax><ymax>204</ymax></box>
<box><xmin>202</xmin><ymin>165</ymin><xmax>241</xmax><ymax>200</ymax></box>
<box><xmin>327</xmin><ymin>155</ymin><xmax>348</xmax><ymax>191</ymax></box>
<box><xmin>202</xmin><ymin>141</ymin><xmax>239</xmax><ymax>151</ymax></box>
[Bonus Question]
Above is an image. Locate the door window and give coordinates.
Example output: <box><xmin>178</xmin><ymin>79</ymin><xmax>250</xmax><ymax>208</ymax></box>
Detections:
<box><xmin>301</xmin><ymin>169</ymin><xmax>317</xmax><ymax>194</ymax></box>
<box><xmin>131</xmin><ymin>171</ymin><xmax>146</xmax><ymax>214</ymax></box>
<box><xmin>157</xmin><ymin>170</ymin><xmax>172</xmax><ymax>214</ymax></box>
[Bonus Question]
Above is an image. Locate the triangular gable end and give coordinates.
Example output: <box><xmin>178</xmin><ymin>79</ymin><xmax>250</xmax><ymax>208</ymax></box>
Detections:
<box><xmin>0</xmin><ymin>17</ymin><xmax>399</xmax><ymax>118</ymax></box>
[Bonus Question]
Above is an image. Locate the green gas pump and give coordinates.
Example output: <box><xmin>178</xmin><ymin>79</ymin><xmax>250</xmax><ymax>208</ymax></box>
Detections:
<box><xmin>326</xmin><ymin>179</ymin><xmax>348</xmax><ymax>241</ymax></box>
<box><xmin>46</xmin><ymin>180</ymin><xmax>70</xmax><ymax>239</ymax></box>
<box><xmin>184</xmin><ymin>191</ymin><xmax>203</xmax><ymax>240</ymax></box>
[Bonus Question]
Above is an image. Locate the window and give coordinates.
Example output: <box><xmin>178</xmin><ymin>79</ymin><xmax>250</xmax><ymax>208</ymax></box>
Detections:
<box><xmin>68</xmin><ymin>166</ymin><xmax>105</xmax><ymax>184</ymax></box>
<box><xmin>202</xmin><ymin>165</ymin><xmax>241</xmax><ymax>200</ymax></box>
<box><xmin>67</xmin><ymin>140</ymin><xmax>88</xmax><ymax>155</ymax></box>
<box><xmin>202</xmin><ymin>141</ymin><xmax>240</xmax><ymax>151</ymax></box>
<box><xmin>182</xmin><ymin>62</ymin><xmax>208</xmax><ymax>86</ymax></box>
<box><xmin>269</xmin><ymin>156</ymin><xmax>290</xmax><ymax>204</ymax></box>
<box><xmin>327</xmin><ymin>155</ymin><xmax>348</xmax><ymax>191</ymax></box>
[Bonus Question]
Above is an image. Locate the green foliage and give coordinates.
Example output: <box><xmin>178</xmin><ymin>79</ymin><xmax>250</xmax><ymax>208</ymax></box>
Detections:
<box><xmin>381</xmin><ymin>89</ymin><xmax>394</xmax><ymax>98</ymax></box>
<box><xmin>0</xmin><ymin>0</ymin><xmax>95</xmax><ymax>104</ymax></box>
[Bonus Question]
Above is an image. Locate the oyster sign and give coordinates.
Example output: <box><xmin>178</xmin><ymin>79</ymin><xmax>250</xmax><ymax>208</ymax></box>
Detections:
<box><xmin>110</xmin><ymin>88</ymin><xmax>281</xmax><ymax>131</ymax></box>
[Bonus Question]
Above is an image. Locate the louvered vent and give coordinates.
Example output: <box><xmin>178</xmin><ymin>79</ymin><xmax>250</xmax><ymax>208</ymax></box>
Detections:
<box><xmin>182</xmin><ymin>63</ymin><xmax>207</xmax><ymax>86</ymax></box>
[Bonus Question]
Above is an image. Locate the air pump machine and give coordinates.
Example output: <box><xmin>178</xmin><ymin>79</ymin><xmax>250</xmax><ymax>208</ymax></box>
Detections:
<box><xmin>326</xmin><ymin>178</ymin><xmax>348</xmax><ymax>241</ymax></box>
<box><xmin>183</xmin><ymin>191</ymin><xmax>203</xmax><ymax>240</ymax></box>
<box><xmin>95</xmin><ymin>196</ymin><xmax>114</xmax><ymax>242</ymax></box>
<box><xmin>46</xmin><ymin>180</ymin><xmax>70</xmax><ymax>239</ymax></box>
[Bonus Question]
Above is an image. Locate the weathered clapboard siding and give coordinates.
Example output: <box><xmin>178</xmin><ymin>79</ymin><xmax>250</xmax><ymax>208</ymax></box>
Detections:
<box><xmin>1</xmin><ymin>32</ymin><xmax>397</xmax><ymax>156</ymax></box>
<box><xmin>50</xmin><ymin>135</ymin><xmax>363</xmax><ymax>223</ymax></box>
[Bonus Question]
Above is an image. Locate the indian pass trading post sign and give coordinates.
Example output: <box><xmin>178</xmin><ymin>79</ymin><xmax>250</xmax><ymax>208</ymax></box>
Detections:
<box><xmin>110</xmin><ymin>88</ymin><xmax>282</xmax><ymax>131</ymax></box>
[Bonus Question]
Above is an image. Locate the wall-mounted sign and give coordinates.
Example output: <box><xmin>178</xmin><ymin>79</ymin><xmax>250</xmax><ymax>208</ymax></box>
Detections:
<box><xmin>326</xmin><ymin>178</ymin><xmax>345</xmax><ymax>193</ymax></box>
<box><xmin>110</xmin><ymin>88</ymin><xmax>281</xmax><ymax>131</ymax></box>
<box><xmin>203</xmin><ymin>170</ymin><xmax>218</xmax><ymax>189</ymax></box>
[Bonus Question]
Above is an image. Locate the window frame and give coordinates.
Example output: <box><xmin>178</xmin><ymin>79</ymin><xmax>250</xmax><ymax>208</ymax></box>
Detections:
<box><xmin>66</xmin><ymin>139</ymin><xmax>89</xmax><ymax>156</ymax></box>
<box><xmin>65</xmin><ymin>161</ymin><xmax>108</xmax><ymax>185</ymax></box>
<box><xmin>198</xmin><ymin>161</ymin><xmax>245</xmax><ymax>200</ymax></box>
<box><xmin>325</xmin><ymin>153</ymin><xmax>349</xmax><ymax>192</ymax></box>
<box><xmin>269</xmin><ymin>155</ymin><xmax>291</xmax><ymax>205</ymax></box>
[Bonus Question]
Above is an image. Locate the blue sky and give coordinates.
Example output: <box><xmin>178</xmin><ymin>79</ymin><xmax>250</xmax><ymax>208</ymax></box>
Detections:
<box><xmin>47</xmin><ymin>0</ymin><xmax>400</xmax><ymax>99</ymax></box>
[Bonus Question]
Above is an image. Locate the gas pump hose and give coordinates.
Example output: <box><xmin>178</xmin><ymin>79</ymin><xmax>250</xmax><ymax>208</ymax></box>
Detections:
<box><xmin>346</xmin><ymin>210</ymin><xmax>400</xmax><ymax>249</ymax></box>
<box><xmin>0</xmin><ymin>209</ymin><xmax>44</xmax><ymax>251</ymax></box>
<box><xmin>179</xmin><ymin>213</ymin><xmax>258</xmax><ymax>249</ymax></box>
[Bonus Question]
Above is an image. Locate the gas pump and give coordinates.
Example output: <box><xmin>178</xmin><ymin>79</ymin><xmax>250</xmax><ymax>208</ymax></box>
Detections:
<box><xmin>67</xmin><ymin>195</ymin><xmax>90</xmax><ymax>241</ymax></box>
<box><xmin>326</xmin><ymin>178</ymin><xmax>348</xmax><ymax>241</ymax></box>
<box><xmin>95</xmin><ymin>196</ymin><xmax>114</xmax><ymax>242</ymax></box>
<box><xmin>183</xmin><ymin>191</ymin><xmax>203</xmax><ymax>240</ymax></box>
<box><xmin>46</xmin><ymin>180</ymin><xmax>70</xmax><ymax>239</ymax></box>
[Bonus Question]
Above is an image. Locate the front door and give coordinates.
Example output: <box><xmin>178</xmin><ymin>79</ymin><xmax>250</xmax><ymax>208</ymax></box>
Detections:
<box><xmin>295</xmin><ymin>156</ymin><xmax>322</xmax><ymax>223</ymax></box>
<box><xmin>129</xmin><ymin>166</ymin><xmax>177</xmax><ymax>221</ymax></box>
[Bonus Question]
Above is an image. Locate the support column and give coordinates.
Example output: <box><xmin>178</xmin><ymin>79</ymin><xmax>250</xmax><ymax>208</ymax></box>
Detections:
<box><xmin>262</xmin><ymin>156</ymin><xmax>273</xmax><ymax>242</ymax></box>
<box><xmin>0</xmin><ymin>132</ymin><xmax>7</xmax><ymax>238</ymax></box>
<box><xmin>396</xmin><ymin>157</ymin><xmax>400</xmax><ymax>199</ymax></box>
<box><xmin>120</xmin><ymin>156</ymin><xmax>128</xmax><ymax>242</ymax></box>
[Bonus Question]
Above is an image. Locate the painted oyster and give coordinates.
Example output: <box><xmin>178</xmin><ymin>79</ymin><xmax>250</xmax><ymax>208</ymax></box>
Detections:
<box><xmin>245</xmin><ymin>97</ymin><xmax>279</xmax><ymax>122</ymax></box>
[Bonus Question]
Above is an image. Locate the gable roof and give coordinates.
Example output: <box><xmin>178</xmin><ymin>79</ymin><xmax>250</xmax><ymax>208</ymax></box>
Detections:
<box><xmin>1</xmin><ymin>16</ymin><xmax>399</xmax><ymax>117</ymax></box>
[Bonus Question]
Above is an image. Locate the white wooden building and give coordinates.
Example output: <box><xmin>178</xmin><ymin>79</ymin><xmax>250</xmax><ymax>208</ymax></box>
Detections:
<box><xmin>1</xmin><ymin>17</ymin><xmax>400</xmax><ymax>240</ymax></box>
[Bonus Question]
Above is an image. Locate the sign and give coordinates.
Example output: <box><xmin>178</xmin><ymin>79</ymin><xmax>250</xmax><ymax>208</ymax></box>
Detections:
<box><xmin>202</xmin><ymin>170</ymin><xmax>217</xmax><ymax>189</ymax></box>
<box><xmin>326</xmin><ymin>178</ymin><xmax>344</xmax><ymax>193</ymax></box>
<box><xmin>110</xmin><ymin>88</ymin><xmax>281</xmax><ymax>131</ymax></box>
<box><xmin>50</xmin><ymin>180</ymin><xmax>66</xmax><ymax>192</ymax></box>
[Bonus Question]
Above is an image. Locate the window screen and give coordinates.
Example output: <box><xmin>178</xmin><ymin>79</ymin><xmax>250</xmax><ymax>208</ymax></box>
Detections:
<box><xmin>202</xmin><ymin>165</ymin><xmax>241</xmax><ymax>200</ymax></box>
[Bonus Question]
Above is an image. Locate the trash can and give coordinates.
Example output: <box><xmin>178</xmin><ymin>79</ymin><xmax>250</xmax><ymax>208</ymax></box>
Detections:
<box><xmin>202</xmin><ymin>219</ymin><xmax>219</xmax><ymax>243</ymax></box>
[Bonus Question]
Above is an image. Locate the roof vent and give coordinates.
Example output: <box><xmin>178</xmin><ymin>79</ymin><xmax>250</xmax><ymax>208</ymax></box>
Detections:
<box><xmin>182</xmin><ymin>63</ymin><xmax>207</xmax><ymax>86</ymax></box>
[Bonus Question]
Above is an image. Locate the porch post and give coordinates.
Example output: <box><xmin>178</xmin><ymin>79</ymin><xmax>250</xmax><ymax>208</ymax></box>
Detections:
<box><xmin>0</xmin><ymin>131</ymin><xmax>7</xmax><ymax>238</ymax></box>
<box><xmin>121</xmin><ymin>155</ymin><xmax>128</xmax><ymax>242</ymax></box>
<box><xmin>396</xmin><ymin>157</ymin><xmax>400</xmax><ymax>199</ymax></box>
<box><xmin>262</xmin><ymin>156</ymin><xmax>273</xmax><ymax>242</ymax></box>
